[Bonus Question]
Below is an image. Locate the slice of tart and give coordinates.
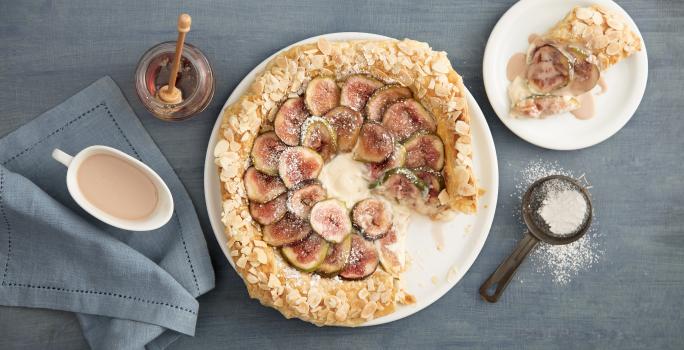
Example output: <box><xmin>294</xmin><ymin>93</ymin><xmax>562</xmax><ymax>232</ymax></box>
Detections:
<box><xmin>214</xmin><ymin>38</ymin><xmax>476</xmax><ymax>326</ymax></box>
<box><xmin>508</xmin><ymin>5</ymin><xmax>642</xmax><ymax>118</ymax></box>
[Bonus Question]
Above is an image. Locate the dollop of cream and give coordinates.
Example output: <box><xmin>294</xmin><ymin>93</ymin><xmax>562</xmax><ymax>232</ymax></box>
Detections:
<box><xmin>318</xmin><ymin>153</ymin><xmax>371</xmax><ymax>209</ymax></box>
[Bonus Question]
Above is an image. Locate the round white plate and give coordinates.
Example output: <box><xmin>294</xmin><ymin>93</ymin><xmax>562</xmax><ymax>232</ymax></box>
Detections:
<box><xmin>483</xmin><ymin>0</ymin><xmax>648</xmax><ymax>150</ymax></box>
<box><xmin>204</xmin><ymin>33</ymin><xmax>498</xmax><ymax>326</ymax></box>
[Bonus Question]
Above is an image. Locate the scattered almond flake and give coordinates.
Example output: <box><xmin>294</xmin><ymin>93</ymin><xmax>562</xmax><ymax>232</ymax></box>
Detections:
<box><xmin>430</xmin><ymin>275</ymin><xmax>439</xmax><ymax>284</ymax></box>
<box><xmin>446</xmin><ymin>264</ymin><xmax>459</xmax><ymax>284</ymax></box>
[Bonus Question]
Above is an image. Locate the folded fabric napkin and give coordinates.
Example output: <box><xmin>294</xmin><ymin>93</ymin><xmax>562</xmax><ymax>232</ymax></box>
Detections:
<box><xmin>0</xmin><ymin>76</ymin><xmax>215</xmax><ymax>350</ymax></box>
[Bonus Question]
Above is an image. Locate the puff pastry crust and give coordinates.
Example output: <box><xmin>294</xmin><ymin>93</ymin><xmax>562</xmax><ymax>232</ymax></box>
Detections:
<box><xmin>214</xmin><ymin>38</ymin><xmax>475</xmax><ymax>325</ymax></box>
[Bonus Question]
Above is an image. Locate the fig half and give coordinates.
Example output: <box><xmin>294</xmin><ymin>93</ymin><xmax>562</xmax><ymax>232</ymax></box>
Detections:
<box><xmin>526</xmin><ymin>44</ymin><xmax>572</xmax><ymax>93</ymax></box>
<box><xmin>251</xmin><ymin>131</ymin><xmax>287</xmax><ymax>175</ymax></box>
<box><xmin>274</xmin><ymin>98</ymin><xmax>310</xmax><ymax>146</ymax></box>
<box><xmin>305</xmin><ymin>77</ymin><xmax>340</xmax><ymax>116</ymax></box>
<box><xmin>310</xmin><ymin>199</ymin><xmax>352</xmax><ymax>243</ymax></box>
<box><xmin>340</xmin><ymin>74</ymin><xmax>384</xmax><ymax>112</ymax></box>
<box><xmin>382</xmin><ymin>99</ymin><xmax>437</xmax><ymax>142</ymax></box>
<box><xmin>278</xmin><ymin>146</ymin><xmax>324</xmax><ymax>188</ymax></box>
<box><xmin>323</xmin><ymin>106</ymin><xmax>364</xmax><ymax>152</ymax></box>
<box><xmin>366</xmin><ymin>85</ymin><xmax>412</xmax><ymax>122</ymax></box>
<box><xmin>244</xmin><ymin>167</ymin><xmax>287</xmax><ymax>204</ymax></box>
<box><xmin>281</xmin><ymin>233</ymin><xmax>329</xmax><ymax>272</ymax></box>
<box><xmin>339</xmin><ymin>235</ymin><xmax>379</xmax><ymax>280</ymax></box>
<box><xmin>287</xmin><ymin>182</ymin><xmax>327</xmax><ymax>219</ymax></box>
<box><xmin>403</xmin><ymin>133</ymin><xmax>445</xmax><ymax>171</ymax></box>
<box><xmin>262</xmin><ymin>212</ymin><xmax>312</xmax><ymax>247</ymax></box>
<box><xmin>317</xmin><ymin>234</ymin><xmax>352</xmax><ymax>275</ymax></box>
<box><xmin>352</xmin><ymin>123</ymin><xmax>394</xmax><ymax>163</ymax></box>
<box><xmin>300</xmin><ymin>116</ymin><xmax>337</xmax><ymax>161</ymax></box>
<box><xmin>352</xmin><ymin>198</ymin><xmax>393</xmax><ymax>240</ymax></box>
<box><xmin>249</xmin><ymin>193</ymin><xmax>287</xmax><ymax>225</ymax></box>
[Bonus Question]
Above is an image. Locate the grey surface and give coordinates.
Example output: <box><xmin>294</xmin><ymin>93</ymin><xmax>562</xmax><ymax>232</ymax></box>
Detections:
<box><xmin>0</xmin><ymin>0</ymin><xmax>682</xmax><ymax>349</ymax></box>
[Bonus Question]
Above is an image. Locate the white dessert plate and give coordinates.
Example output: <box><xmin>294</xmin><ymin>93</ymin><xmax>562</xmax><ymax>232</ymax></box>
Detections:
<box><xmin>204</xmin><ymin>33</ymin><xmax>498</xmax><ymax>326</ymax></box>
<box><xmin>483</xmin><ymin>0</ymin><xmax>648</xmax><ymax>150</ymax></box>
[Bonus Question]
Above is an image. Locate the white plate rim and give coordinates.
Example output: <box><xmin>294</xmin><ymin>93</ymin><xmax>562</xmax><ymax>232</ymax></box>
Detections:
<box><xmin>482</xmin><ymin>0</ymin><xmax>648</xmax><ymax>150</ymax></box>
<box><xmin>203</xmin><ymin>32</ymin><xmax>499</xmax><ymax>326</ymax></box>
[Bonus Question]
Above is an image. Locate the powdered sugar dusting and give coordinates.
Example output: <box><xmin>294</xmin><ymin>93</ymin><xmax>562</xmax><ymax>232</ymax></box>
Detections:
<box><xmin>512</xmin><ymin>159</ymin><xmax>603</xmax><ymax>285</ymax></box>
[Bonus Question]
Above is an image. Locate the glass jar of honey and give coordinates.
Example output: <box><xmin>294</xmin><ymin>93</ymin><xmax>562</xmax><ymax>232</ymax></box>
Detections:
<box><xmin>134</xmin><ymin>41</ymin><xmax>214</xmax><ymax>121</ymax></box>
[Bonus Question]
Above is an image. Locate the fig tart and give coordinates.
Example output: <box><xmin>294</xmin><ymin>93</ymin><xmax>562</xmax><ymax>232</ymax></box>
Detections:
<box><xmin>213</xmin><ymin>38</ymin><xmax>476</xmax><ymax>326</ymax></box>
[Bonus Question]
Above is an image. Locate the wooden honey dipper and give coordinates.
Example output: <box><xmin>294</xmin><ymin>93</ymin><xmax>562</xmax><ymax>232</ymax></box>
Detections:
<box><xmin>157</xmin><ymin>13</ymin><xmax>192</xmax><ymax>104</ymax></box>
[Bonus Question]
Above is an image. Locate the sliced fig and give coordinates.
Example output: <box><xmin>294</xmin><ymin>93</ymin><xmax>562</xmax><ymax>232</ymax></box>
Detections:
<box><xmin>278</xmin><ymin>146</ymin><xmax>324</xmax><ymax>188</ymax></box>
<box><xmin>376</xmin><ymin>228</ymin><xmax>404</xmax><ymax>276</ymax></box>
<box><xmin>512</xmin><ymin>95</ymin><xmax>580</xmax><ymax>118</ymax></box>
<box><xmin>274</xmin><ymin>97</ymin><xmax>310</xmax><ymax>146</ymax></box>
<box><xmin>368</xmin><ymin>143</ymin><xmax>407</xmax><ymax>181</ymax></box>
<box><xmin>322</xmin><ymin>106</ymin><xmax>363</xmax><ymax>152</ymax></box>
<box><xmin>287</xmin><ymin>182</ymin><xmax>327</xmax><ymax>219</ymax></box>
<box><xmin>340</xmin><ymin>74</ymin><xmax>385</xmax><ymax>112</ymax></box>
<box><xmin>249</xmin><ymin>193</ymin><xmax>287</xmax><ymax>225</ymax></box>
<box><xmin>382</xmin><ymin>99</ymin><xmax>437</xmax><ymax>142</ymax></box>
<box><xmin>568</xmin><ymin>47</ymin><xmax>600</xmax><ymax>95</ymax></box>
<box><xmin>305</xmin><ymin>77</ymin><xmax>340</xmax><ymax>116</ymax></box>
<box><xmin>339</xmin><ymin>235</ymin><xmax>379</xmax><ymax>280</ymax></box>
<box><xmin>309</xmin><ymin>199</ymin><xmax>352</xmax><ymax>243</ymax></box>
<box><xmin>370</xmin><ymin>167</ymin><xmax>428</xmax><ymax>204</ymax></box>
<box><xmin>352</xmin><ymin>123</ymin><xmax>394</xmax><ymax>163</ymax></box>
<box><xmin>413</xmin><ymin>167</ymin><xmax>444</xmax><ymax>207</ymax></box>
<box><xmin>262</xmin><ymin>212</ymin><xmax>312</xmax><ymax>246</ymax></box>
<box><xmin>300</xmin><ymin>116</ymin><xmax>337</xmax><ymax>161</ymax></box>
<box><xmin>403</xmin><ymin>133</ymin><xmax>445</xmax><ymax>171</ymax></box>
<box><xmin>352</xmin><ymin>198</ymin><xmax>393</xmax><ymax>240</ymax></box>
<box><xmin>251</xmin><ymin>131</ymin><xmax>287</xmax><ymax>175</ymax></box>
<box><xmin>281</xmin><ymin>233</ymin><xmax>329</xmax><ymax>272</ymax></box>
<box><xmin>526</xmin><ymin>44</ymin><xmax>572</xmax><ymax>93</ymax></box>
<box><xmin>244</xmin><ymin>167</ymin><xmax>287</xmax><ymax>203</ymax></box>
<box><xmin>366</xmin><ymin>85</ymin><xmax>412</xmax><ymax>122</ymax></box>
<box><xmin>317</xmin><ymin>234</ymin><xmax>352</xmax><ymax>275</ymax></box>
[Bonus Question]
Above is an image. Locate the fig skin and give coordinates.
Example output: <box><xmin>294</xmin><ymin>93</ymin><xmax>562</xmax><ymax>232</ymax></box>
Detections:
<box><xmin>368</xmin><ymin>143</ymin><xmax>407</xmax><ymax>181</ymax></box>
<box><xmin>526</xmin><ymin>44</ymin><xmax>572</xmax><ymax>94</ymax></box>
<box><xmin>366</xmin><ymin>85</ymin><xmax>413</xmax><ymax>122</ymax></box>
<box><xmin>317</xmin><ymin>234</ymin><xmax>353</xmax><ymax>275</ymax></box>
<box><xmin>382</xmin><ymin>99</ymin><xmax>437</xmax><ymax>142</ymax></box>
<box><xmin>309</xmin><ymin>199</ymin><xmax>352</xmax><ymax>243</ymax></box>
<box><xmin>281</xmin><ymin>233</ymin><xmax>329</xmax><ymax>272</ymax></box>
<box><xmin>352</xmin><ymin>198</ymin><xmax>393</xmax><ymax>240</ymax></box>
<box><xmin>287</xmin><ymin>182</ymin><xmax>327</xmax><ymax>219</ymax></box>
<box><xmin>371</xmin><ymin>167</ymin><xmax>428</xmax><ymax>205</ymax></box>
<box><xmin>251</xmin><ymin>131</ymin><xmax>287</xmax><ymax>175</ymax></box>
<box><xmin>300</xmin><ymin>116</ymin><xmax>337</xmax><ymax>161</ymax></box>
<box><xmin>249</xmin><ymin>193</ymin><xmax>288</xmax><ymax>225</ymax></box>
<box><xmin>244</xmin><ymin>167</ymin><xmax>287</xmax><ymax>204</ymax></box>
<box><xmin>262</xmin><ymin>212</ymin><xmax>312</xmax><ymax>247</ymax></box>
<box><xmin>403</xmin><ymin>133</ymin><xmax>445</xmax><ymax>171</ymax></box>
<box><xmin>353</xmin><ymin>123</ymin><xmax>394</xmax><ymax>163</ymax></box>
<box><xmin>278</xmin><ymin>146</ymin><xmax>324</xmax><ymax>189</ymax></box>
<box><xmin>323</xmin><ymin>106</ymin><xmax>364</xmax><ymax>153</ymax></box>
<box><xmin>339</xmin><ymin>234</ymin><xmax>379</xmax><ymax>280</ymax></box>
<box><xmin>305</xmin><ymin>77</ymin><xmax>341</xmax><ymax>116</ymax></box>
<box><xmin>340</xmin><ymin>74</ymin><xmax>385</xmax><ymax>112</ymax></box>
<box><xmin>274</xmin><ymin>98</ymin><xmax>310</xmax><ymax>146</ymax></box>
<box><xmin>413</xmin><ymin>167</ymin><xmax>444</xmax><ymax>207</ymax></box>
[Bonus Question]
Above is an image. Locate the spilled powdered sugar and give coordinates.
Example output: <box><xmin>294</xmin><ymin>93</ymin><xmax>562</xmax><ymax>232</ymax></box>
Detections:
<box><xmin>511</xmin><ymin>159</ymin><xmax>603</xmax><ymax>285</ymax></box>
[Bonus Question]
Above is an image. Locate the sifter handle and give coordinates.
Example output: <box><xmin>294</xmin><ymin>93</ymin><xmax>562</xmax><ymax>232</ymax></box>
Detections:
<box><xmin>479</xmin><ymin>231</ymin><xmax>539</xmax><ymax>303</ymax></box>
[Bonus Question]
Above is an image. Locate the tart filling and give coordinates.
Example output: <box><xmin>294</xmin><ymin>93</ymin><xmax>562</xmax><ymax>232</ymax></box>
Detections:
<box><xmin>507</xmin><ymin>5</ymin><xmax>642</xmax><ymax>119</ymax></box>
<box><xmin>215</xmin><ymin>38</ymin><xmax>476</xmax><ymax>326</ymax></box>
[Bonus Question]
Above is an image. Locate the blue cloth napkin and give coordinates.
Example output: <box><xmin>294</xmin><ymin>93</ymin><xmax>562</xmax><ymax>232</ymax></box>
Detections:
<box><xmin>0</xmin><ymin>76</ymin><xmax>215</xmax><ymax>349</ymax></box>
